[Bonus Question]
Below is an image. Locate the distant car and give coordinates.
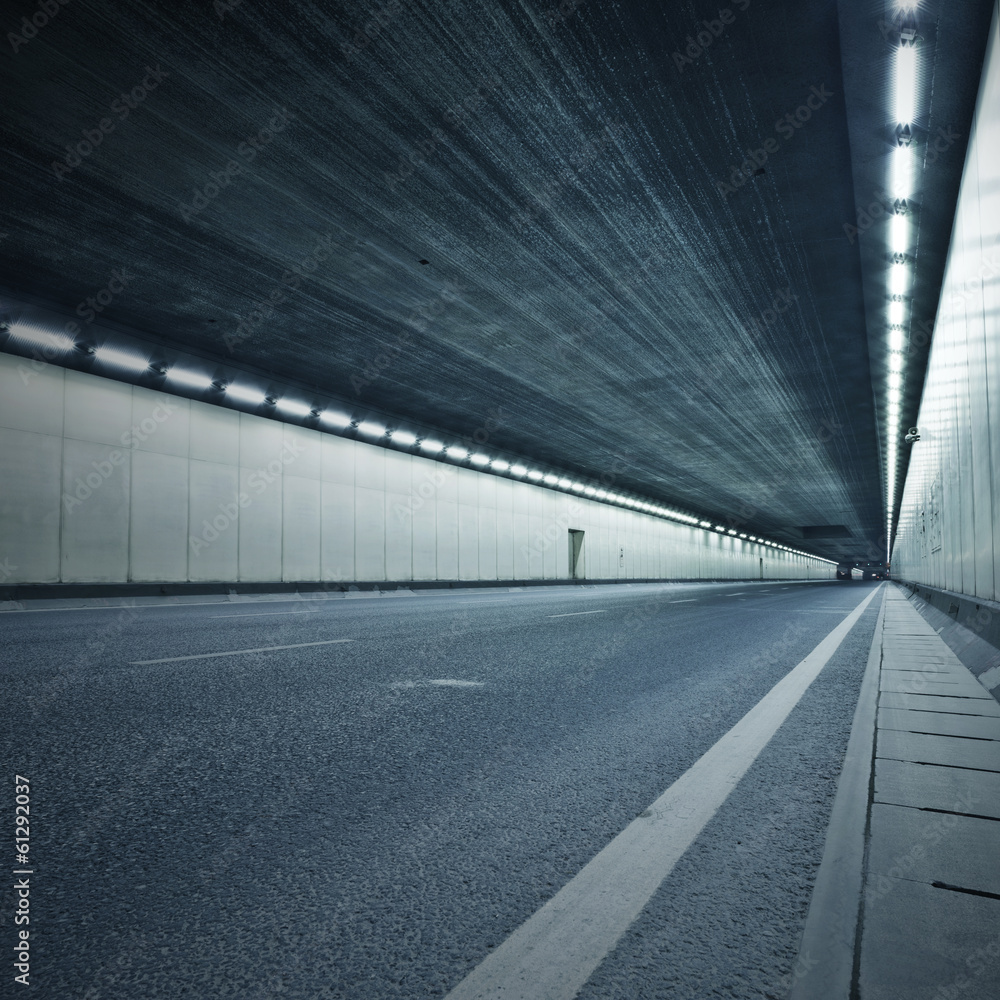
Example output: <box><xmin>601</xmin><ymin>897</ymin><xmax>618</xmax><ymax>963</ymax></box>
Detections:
<box><xmin>837</xmin><ymin>568</ymin><xmax>851</xmax><ymax>580</ymax></box>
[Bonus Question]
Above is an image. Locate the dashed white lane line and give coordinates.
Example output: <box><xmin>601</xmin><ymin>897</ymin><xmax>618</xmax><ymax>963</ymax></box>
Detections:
<box><xmin>668</xmin><ymin>599</ymin><xmax>697</xmax><ymax>603</ymax></box>
<box><xmin>444</xmin><ymin>586</ymin><xmax>881</xmax><ymax>1000</ymax></box>
<box><xmin>546</xmin><ymin>610</ymin><xmax>608</xmax><ymax>618</ymax></box>
<box><xmin>130</xmin><ymin>639</ymin><xmax>353</xmax><ymax>665</ymax></box>
<box><xmin>208</xmin><ymin>610</ymin><xmax>320</xmax><ymax>618</ymax></box>
<box><xmin>725</xmin><ymin>592</ymin><xmax>746</xmax><ymax>596</ymax></box>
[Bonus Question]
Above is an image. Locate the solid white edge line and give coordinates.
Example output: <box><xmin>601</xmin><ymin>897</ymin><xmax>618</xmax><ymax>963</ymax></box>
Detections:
<box><xmin>207</xmin><ymin>610</ymin><xmax>320</xmax><ymax>618</ymax></box>
<box><xmin>444</xmin><ymin>586</ymin><xmax>881</xmax><ymax>1000</ymax></box>
<box><xmin>130</xmin><ymin>639</ymin><xmax>353</xmax><ymax>664</ymax></box>
<box><xmin>789</xmin><ymin>584</ymin><xmax>886</xmax><ymax>999</ymax></box>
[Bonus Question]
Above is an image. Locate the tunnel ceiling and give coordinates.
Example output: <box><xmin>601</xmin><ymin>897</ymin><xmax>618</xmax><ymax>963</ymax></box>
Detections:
<box><xmin>1</xmin><ymin>0</ymin><xmax>993</xmax><ymax>564</ymax></box>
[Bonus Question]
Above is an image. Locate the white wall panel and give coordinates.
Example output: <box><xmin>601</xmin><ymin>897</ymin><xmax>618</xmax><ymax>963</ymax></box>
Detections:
<box><xmin>385</xmin><ymin>490</ymin><xmax>413</xmax><ymax>581</ymax></box>
<box><xmin>0</xmin><ymin>355</ymin><xmax>64</xmax><ymax>437</ymax></box>
<box><xmin>282</xmin><ymin>476</ymin><xmax>321</xmax><ymax>581</ymax></box>
<box><xmin>0</xmin><ymin>427</ymin><xmax>61</xmax><ymax>583</ymax></box>
<box><xmin>496</xmin><ymin>506</ymin><xmax>514</xmax><ymax>580</ymax></box>
<box><xmin>436</xmin><ymin>500</ymin><xmax>459</xmax><ymax>579</ymax></box>
<box><xmin>356</xmin><ymin>444</ymin><xmax>385</xmax><ymax>493</ymax></box>
<box><xmin>131</xmin><ymin>387</ymin><xmax>189</xmax><ymax>458</ymax></box>
<box><xmin>321</xmin><ymin>435</ymin><xmax>355</xmax><ymax>485</ymax></box>
<box><xmin>478</xmin><ymin>507</ymin><xmax>498</xmax><ymax>580</ymax></box>
<box><xmin>188</xmin><ymin>461</ymin><xmax>239</xmax><ymax>582</ymax></box>
<box><xmin>321</xmin><ymin>481</ymin><xmax>355</xmax><ymax>582</ymax></box>
<box><xmin>458</xmin><ymin>503</ymin><xmax>479</xmax><ymax>580</ymax></box>
<box><xmin>411</xmin><ymin>495</ymin><xmax>437</xmax><ymax>580</ymax></box>
<box><xmin>61</xmin><ymin>439</ymin><xmax>130</xmax><ymax>582</ymax></box>
<box><xmin>237</xmin><ymin>464</ymin><xmax>283</xmax><ymax>581</ymax></box>
<box><xmin>284</xmin><ymin>424</ymin><xmax>321</xmax><ymax>480</ymax></box>
<box><xmin>129</xmin><ymin>450</ymin><xmax>188</xmax><ymax>582</ymax></box>
<box><xmin>355</xmin><ymin>486</ymin><xmax>386</xmax><ymax>581</ymax></box>
<box><xmin>64</xmin><ymin>370</ymin><xmax>132</xmax><ymax>447</ymax></box>
<box><xmin>189</xmin><ymin>401</ymin><xmax>239</xmax><ymax>465</ymax></box>
<box><xmin>384</xmin><ymin>450</ymin><xmax>410</xmax><ymax>495</ymax></box>
<box><xmin>240</xmin><ymin>414</ymin><xmax>285</xmax><ymax>473</ymax></box>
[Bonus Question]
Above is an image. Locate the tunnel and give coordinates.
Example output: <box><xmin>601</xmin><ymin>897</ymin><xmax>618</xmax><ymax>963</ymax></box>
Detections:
<box><xmin>2</xmin><ymin>1</ymin><xmax>999</xmax><ymax>997</ymax></box>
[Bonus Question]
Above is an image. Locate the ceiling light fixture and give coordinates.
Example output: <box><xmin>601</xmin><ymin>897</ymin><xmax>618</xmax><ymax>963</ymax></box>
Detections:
<box><xmin>225</xmin><ymin>383</ymin><xmax>266</xmax><ymax>405</ymax></box>
<box><xmin>6</xmin><ymin>323</ymin><xmax>76</xmax><ymax>353</ymax></box>
<box><xmin>165</xmin><ymin>367</ymin><xmax>213</xmax><ymax>390</ymax></box>
<box><xmin>894</xmin><ymin>42</ymin><xmax>918</xmax><ymax>125</ymax></box>
<box><xmin>275</xmin><ymin>398</ymin><xmax>312</xmax><ymax>417</ymax></box>
<box><xmin>320</xmin><ymin>410</ymin><xmax>351</xmax><ymax>427</ymax></box>
<box><xmin>93</xmin><ymin>345</ymin><xmax>150</xmax><ymax>372</ymax></box>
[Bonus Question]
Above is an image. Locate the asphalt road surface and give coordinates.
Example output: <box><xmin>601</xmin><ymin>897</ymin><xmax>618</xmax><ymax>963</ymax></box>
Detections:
<box><xmin>1</xmin><ymin>579</ymin><xmax>883</xmax><ymax>999</ymax></box>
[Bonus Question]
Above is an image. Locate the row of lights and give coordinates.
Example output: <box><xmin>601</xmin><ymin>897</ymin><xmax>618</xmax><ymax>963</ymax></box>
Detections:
<box><xmin>885</xmin><ymin>0</ymin><xmax>920</xmax><ymax>552</ymax></box>
<box><xmin>2</xmin><ymin>320</ymin><xmax>834</xmax><ymax>564</ymax></box>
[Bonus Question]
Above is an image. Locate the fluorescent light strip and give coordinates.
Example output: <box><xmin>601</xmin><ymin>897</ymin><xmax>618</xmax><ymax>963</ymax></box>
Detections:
<box><xmin>391</xmin><ymin>430</ymin><xmax>417</xmax><ymax>446</ymax></box>
<box><xmin>420</xmin><ymin>439</ymin><xmax>444</xmax><ymax>453</ymax></box>
<box><xmin>166</xmin><ymin>367</ymin><xmax>213</xmax><ymax>390</ymax></box>
<box><xmin>93</xmin><ymin>345</ymin><xmax>149</xmax><ymax>372</ymax></box>
<box><xmin>275</xmin><ymin>399</ymin><xmax>312</xmax><ymax>417</ymax></box>
<box><xmin>319</xmin><ymin>410</ymin><xmax>351</xmax><ymax>427</ymax></box>
<box><xmin>7</xmin><ymin>323</ymin><xmax>76</xmax><ymax>353</ymax></box>
<box><xmin>357</xmin><ymin>421</ymin><xmax>385</xmax><ymax>437</ymax></box>
<box><xmin>889</xmin><ymin>263</ymin><xmax>908</xmax><ymax>297</ymax></box>
<box><xmin>891</xmin><ymin>146</ymin><xmax>912</xmax><ymax>200</ymax></box>
<box><xmin>894</xmin><ymin>44</ymin><xmax>918</xmax><ymax>125</ymax></box>
<box><xmin>890</xmin><ymin>213</ymin><xmax>908</xmax><ymax>253</ymax></box>
<box><xmin>225</xmin><ymin>384</ymin><xmax>266</xmax><ymax>405</ymax></box>
<box><xmin>889</xmin><ymin>300</ymin><xmax>905</xmax><ymax>326</ymax></box>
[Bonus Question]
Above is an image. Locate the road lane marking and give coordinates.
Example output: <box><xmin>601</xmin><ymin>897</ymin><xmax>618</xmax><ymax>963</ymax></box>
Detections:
<box><xmin>668</xmin><ymin>599</ymin><xmax>697</xmax><ymax>603</ymax></box>
<box><xmin>130</xmin><ymin>639</ymin><xmax>353</xmax><ymax>664</ymax></box>
<box><xmin>391</xmin><ymin>679</ymin><xmax>485</xmax><ymax>688</ymax></box>
<box><xmin>208</xmin><ymin>610</ymin><xmax>320</xmax><ymax>618</ymax></box>
<box><xmin>444</xmin><ymin>585</ymin><xmax>882</xmax><ymax>1000</ymax></box>
<box><xmin>725</xmin><ymin>592</ymin><xmax>746</xmax><ymax>596</ymax></box>
<box><xmin>546</xmin><ymin>610</ymin><xmax>608</xmax><ymax>618</ymax></box>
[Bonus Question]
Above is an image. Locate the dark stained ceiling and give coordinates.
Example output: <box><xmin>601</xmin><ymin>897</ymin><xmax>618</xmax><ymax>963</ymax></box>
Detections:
<box><xmin>1</xmin><ymin>0</ymin><xmax>994</xmax><ymax>564</ymax></box>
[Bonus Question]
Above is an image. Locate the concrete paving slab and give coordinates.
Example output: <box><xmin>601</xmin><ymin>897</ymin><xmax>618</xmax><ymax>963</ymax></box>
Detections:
<box><xmin>881</xmin><ymin>670</ymin><xmax>964</xmax><ymax>683</ymax></box>
<box><xmin>868</xmin><ymin>803</ymin><xmax>1000</xmax><ymax>895</ymax></box>
<box><xmin>877</xmin><ymin>729</ymin><xmax>1000</xmax><ymax>771</ymax></box>
<box><xmin>881</xmin><ymin>663</ymin><xmax>958</xmax><ymax>674</ymax></box>
<box><xmin>880</xmin><ymin>677</ymin><xmax>992</xmax><ymax>698</ymax></box>
<box><xmin>859</xmin><ymin>876</ymin><xmax>1000</xmax><ymax>1000</ymax></box>
<box><xmin>878</xmin><ymin>708</ymin><xmax>1000</xmax><ymax>741</ymax></box>
<box><xmin>873</xmin><ymin>758</ymin><xmax>1000</xmax><ymax>819</ymax></box>
<box><xmin>879</xmin><ymin>691</ymin><xmax>1000</xmax><ymax>716</ymax></box>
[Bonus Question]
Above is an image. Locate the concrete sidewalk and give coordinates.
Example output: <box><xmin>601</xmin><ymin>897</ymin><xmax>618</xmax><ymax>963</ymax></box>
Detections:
<box><xmin>791</xmin><ymin>584</ymin><xmax>1000</xmax><ymax>999</ymax></box>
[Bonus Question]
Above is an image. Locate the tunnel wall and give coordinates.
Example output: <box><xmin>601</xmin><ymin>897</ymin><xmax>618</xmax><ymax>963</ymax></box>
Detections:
<box><xmin>892</xmin><ymin>6</ymin><xmax>1000</xmax><ymax>601</ymax></box>
<box><xmin>0</xmin><ymin>354</ymin><xmax>834</xmax><ymax>586</ymax></box>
